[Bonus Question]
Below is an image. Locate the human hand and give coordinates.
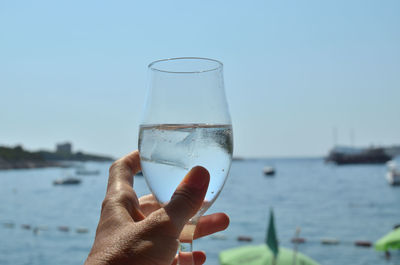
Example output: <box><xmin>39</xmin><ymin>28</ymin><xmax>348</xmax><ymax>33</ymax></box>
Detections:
<box><xmin>84</xmin><ymin>151</ymin><xmax>229</xmax><ymax>265</ymax></box>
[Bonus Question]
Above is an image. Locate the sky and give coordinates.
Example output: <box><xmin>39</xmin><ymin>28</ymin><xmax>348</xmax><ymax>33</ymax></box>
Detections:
<box><xmin>1</xmin><ymin>0</ymin><xmax>399</xmax><ymax>158</ymax></box>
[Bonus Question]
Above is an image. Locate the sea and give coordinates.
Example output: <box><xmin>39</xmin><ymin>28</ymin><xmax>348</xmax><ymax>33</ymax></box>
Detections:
<box><xmin>1</xmin><ymin>157</ymin><xmax>400</xmax><ymax>265</ymax></box>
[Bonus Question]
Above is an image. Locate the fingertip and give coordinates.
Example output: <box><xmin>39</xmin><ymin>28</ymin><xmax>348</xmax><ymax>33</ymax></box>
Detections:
<box><xmin>107</xmin><ymin>151</ymin><xmax>141</xmax><ymax>193</ymax></box>
<box><xmin>220</xmin><ymin>213</ymin><xmax>230</xmax><ymax>230</ymax></box>
<box><xmin>209</xmin><ymin>212</ymin><xmax>230</xmax><ymax>229</ymax></box>
<box><xmin>191</xmin><ymin>166</ymin><xmax>210</xmax><ymax>178</ymax></box>
<box><xmin>124</xmin><ymin>150</ymin><xmax>141</xmax><ymax>170</ymax></box>
<box><xmin>182</xmin><ymin>166</ymin><xmax>210</xmax><ymax>190</ymax></box>
<box><xmin>194</xmin><ymin>212</ymin><xmax>230</xmax><ymax>239</ymax></box>
<box><xmin>110</xmin><ymin>150</ymin><xmax>141</xmax><ymax>175</ymax></box>
<box><xmin>193</xmin><ymin>251</ymin><xmax>206</xmax><ymax>265</ymax></box>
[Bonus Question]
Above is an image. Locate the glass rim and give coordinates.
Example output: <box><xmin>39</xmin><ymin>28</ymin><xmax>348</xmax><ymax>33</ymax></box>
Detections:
<box><xmin>148</xmin><ymin>57</ymin><xmax>223</xmax><ymax>74</ymax></box>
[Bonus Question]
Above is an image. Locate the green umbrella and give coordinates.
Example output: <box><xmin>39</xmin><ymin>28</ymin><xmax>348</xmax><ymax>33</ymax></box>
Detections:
<box><xmin>219</xmin><ymin>244</ymin><xmax>320</xmax><ymax>265</ymax></box>
<box><xmin>375</xmin><ymin>227</ymin><xmax>400</xmax><ymax>251</ymax></box>
<box><xmin>266</xmin><ymin>209</ymin><xmax>279</xmax><ymax>258</ymax></box>
<box><xmin>220</xmin><ymin>209</ymin><xmax>320</xmax><ymax>265</ymax></box>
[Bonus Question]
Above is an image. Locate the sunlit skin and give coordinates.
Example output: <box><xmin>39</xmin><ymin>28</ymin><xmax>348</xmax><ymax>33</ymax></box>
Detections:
<box><xmin>85</xmin><ymin>151</ymin><xmax>229</xmax><ymax>265</ymax></box>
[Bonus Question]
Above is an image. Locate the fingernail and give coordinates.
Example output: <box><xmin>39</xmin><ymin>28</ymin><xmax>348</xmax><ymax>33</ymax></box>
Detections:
<box><xmin>183</xmin><ymin>166</ymin><xmax>209</xmax><ymax>190</ymax></box>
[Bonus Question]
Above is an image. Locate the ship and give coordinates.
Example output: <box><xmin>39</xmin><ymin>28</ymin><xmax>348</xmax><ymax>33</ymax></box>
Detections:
<box><xmin>326</xmin><ymin>146</ymin><xmax>392</xmax><ymax>165</ymax></box>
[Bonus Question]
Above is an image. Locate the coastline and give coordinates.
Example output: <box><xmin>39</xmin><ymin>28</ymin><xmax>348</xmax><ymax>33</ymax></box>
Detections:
<box><xmin>0</xmin><ymin>145</ymin><xmax>113</xmax><ymax>170</ymax></box>
<box><xmin>0</xmin><ymin>159</ymin><xmax>64</xmax><ymax>170</ymax></box>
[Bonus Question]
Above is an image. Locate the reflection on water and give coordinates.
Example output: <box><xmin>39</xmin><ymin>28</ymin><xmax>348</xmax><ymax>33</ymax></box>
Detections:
<box><xmin>1</xmin><ymin>159</ymin><xmax>400</xmax><ymax>265</ymax></box>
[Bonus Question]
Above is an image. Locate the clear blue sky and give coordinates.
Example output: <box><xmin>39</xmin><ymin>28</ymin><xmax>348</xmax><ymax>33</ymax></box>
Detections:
<box><xmin>1</xmin><ymin>0</ymin><xmax>399</xmax><ymax>158</ymax></box>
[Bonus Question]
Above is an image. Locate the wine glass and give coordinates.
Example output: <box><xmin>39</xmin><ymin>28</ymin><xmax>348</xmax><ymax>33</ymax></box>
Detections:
<box><xmin>138</xmin><ymin>57</ymin><xmax>233</xmax><ymax>265</ymax></box>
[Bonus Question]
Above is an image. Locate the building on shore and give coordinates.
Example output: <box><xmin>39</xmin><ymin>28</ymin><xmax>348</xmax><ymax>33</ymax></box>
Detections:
<box><xmin>56</xmin><ymin>142</ymin><xmax>72</xmax><ymax>154</ymax></box>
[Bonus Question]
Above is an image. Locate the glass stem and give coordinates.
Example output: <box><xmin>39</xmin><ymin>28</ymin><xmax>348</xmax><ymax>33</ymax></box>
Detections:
<box><xmin>178</xmin><ymin>217</ymin><xmax>199</xmax><ymax>265</ymax></box>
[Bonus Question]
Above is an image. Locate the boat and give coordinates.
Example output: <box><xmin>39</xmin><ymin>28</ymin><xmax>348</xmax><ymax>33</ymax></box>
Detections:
<box><xmin>326</xmin><ymin>146</ymin><xmax>392</xmax><ymax>165</ymax></box>
<box><xmin>386</xmin><ymin>171</ymin><xmax>400</xmax><ymax>186</ymax></box>
<box><xmin>386</xmin><ymin>162</ymin><xmax>400</xmax><ymax>186</ymax></box>
<box><xmin>76</xmin><ymin>227</ymin><xmax>89</xmax><ymax>234</ymax></box>
<box><xmin>75</xmin><ymin>169</ymin><xmax>100</xmax><ymax>175</ymax></box>
<box><xmin>354</xmin><ymin>240</ymin><xmax>372</xmax><ymax>247</ymax></box>
<box><xmin>53</xmin><ymin>177</ymin><xmax>81</xmax><ymax>185</ymax></box>
<box><xmin>321</xmin><ymin>238</ymin><xmax>340</xmax><ymax>245</ymax></box>
<box><xmin>291</xmin><ymin>237</ymin><xmax>306</xmax><ymax>244</ymax></box>
<box><xmin>237</xmin><ymin>235</ymin><xmax>253</xmax><ymax>242</ymax></box>
<box><xmin>263</xmin><ymin>166</ymin><xmax>275</xmax><ymax>176</ymax></box>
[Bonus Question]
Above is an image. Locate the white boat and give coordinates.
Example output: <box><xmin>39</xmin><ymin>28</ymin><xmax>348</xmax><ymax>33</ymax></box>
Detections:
<box><xmin>386</xmin><ymin>161</ymin><xmax>400</xmax><ymax>186</ymax></box>
<box><xmin>386</xmin><ymin>170</ymin><xmax>400</xmax><ymax>186</ymax></box>
<box><xmin>263</xmin><ymin>166</ymin><xmax>275</xmax><ymax>176</ymax></box>
<box><xmin>53</xmin><ymin>177</ymin><xmax>81</xmax><ymax>185</ymax></box>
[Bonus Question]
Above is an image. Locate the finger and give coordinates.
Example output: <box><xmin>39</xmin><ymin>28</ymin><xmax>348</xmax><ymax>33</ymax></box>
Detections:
<box><xmin>139</xmin><ymin>194</ymin><xmax>161</xmax><ymax>216</ymax></box>
<box><xmin>102</xmin><ymin>151</ymin><xmax>145</xmax><ymax>221</ymax></box>
<box><xmin>171</xmin><ymin>251</ymin><xmax>206</xmax><ymax>265</ymax></box>
<box><xmin>107</xmin><ymin>150</ymin><xmax>141</xmax><ymax>193</ymax></box>
<box><xmin>164</xmin><ymin>166</ymin><xmax>210</xmax><ymax>232</ymax></box>
<box><xmin>194</xmin><ymin>213</ymin><xmax>230</xmax><ymax>239</ymax></box>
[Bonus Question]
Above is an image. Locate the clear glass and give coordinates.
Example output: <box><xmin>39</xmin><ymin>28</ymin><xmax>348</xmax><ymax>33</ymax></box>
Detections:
<box><xmin>138</xmin><ymin>57</ymin><xmax>233</xmax><ymax>265</ymax></box>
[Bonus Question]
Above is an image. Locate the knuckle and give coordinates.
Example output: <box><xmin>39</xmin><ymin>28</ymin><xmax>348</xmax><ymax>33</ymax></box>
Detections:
<box><xmin>115</xmin><ymin>190</ymin><xmax>136</xmax><ymax>209</ymax></box>
<box><xmin>108</xmin><ymin>160</ymin><xmax>121</xmax><ymax>175</ymax></box>
<box><xmin>118</xmin><ymin>189</ymin><xmax>135</xmax><ymax>201</ymax></box>
<box><xmin>101</xmin><ymin>196</ymin><xmax>115</xmax><ymax>213</ymax></box>
<box><xmin>102</xmin><ymin>189</ymin><xmax>134</xmax><ymax>207</ymax></box>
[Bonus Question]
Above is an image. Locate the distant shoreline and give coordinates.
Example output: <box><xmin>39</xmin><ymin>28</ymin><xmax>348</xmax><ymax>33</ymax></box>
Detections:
<box><xmin>0</xmin><ymin>160</ymin><xmax>64</xmax><ymax>170</ymax></box>
<box><xmin>0</xmin><ymin>145</ymin><xmax>113</xmax><ymax>170</ymax></box>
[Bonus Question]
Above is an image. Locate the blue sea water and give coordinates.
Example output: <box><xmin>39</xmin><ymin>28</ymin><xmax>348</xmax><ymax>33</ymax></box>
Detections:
<box><xmin>1</xmin><ymin>158</ymin><xmax>400</xmax><ymax>265</ymax></box>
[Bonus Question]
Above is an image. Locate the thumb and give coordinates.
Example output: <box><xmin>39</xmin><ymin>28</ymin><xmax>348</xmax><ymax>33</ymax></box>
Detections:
<box><xmin>164</xmin><ymin>166</ymin><xmax>210</xmax><ymax>232</ymax></box>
